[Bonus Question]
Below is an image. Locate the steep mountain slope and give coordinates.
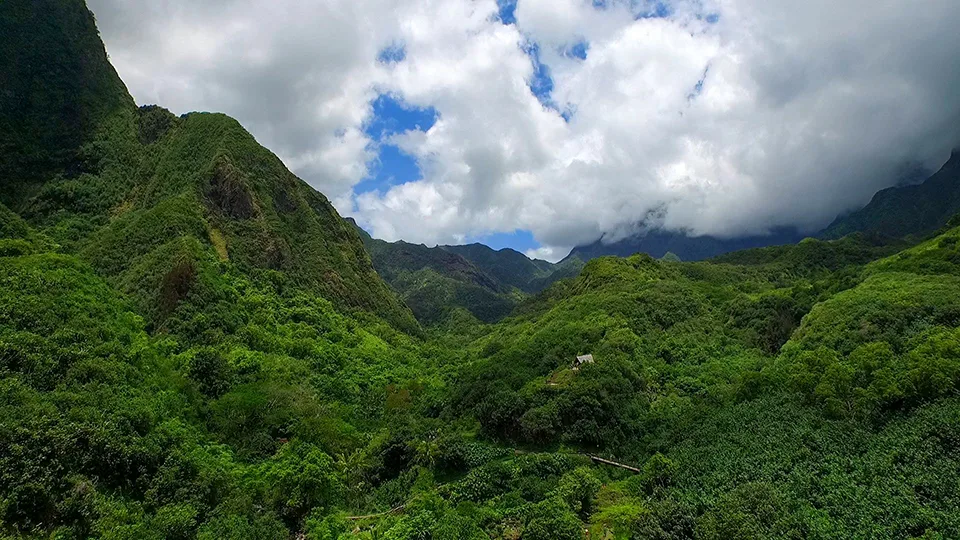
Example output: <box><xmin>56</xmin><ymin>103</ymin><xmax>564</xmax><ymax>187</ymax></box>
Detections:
<box><xmin>563</xmin><ymin>227</ymin><xmax>803</xmax><ymax>263</ymax></box>
<box><xmin>0</xmin><ymin>0</ymin><xmax>416</xmax><ymax>331</ymax></box>
<box><xmin>0</xmin><ymin>0</ymin><xmax>134</xmax><ymax>203</ymax></box>
<box><xmin>822</xmin><ymin>149</ymin><xmax>960</xmax><ymax>239</ymax></box>
<box><xmin>0</xmin><ymin>204</ymin><xmax>447</xmax><ymax>537</ymax></box>
<box><xmin>79</xmin><ymin>110</ymin><xmax>417</xmax><ymax>331</ymax></box>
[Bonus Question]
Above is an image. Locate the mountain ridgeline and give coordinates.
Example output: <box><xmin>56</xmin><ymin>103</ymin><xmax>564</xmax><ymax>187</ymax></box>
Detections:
<box><xmin>353</xmin><ymin>220</ymin><xmax>583</xmax><ymax>324</ymax></box>
<box><xmin>822</xmin><ymin>148</ymin><xmax>960</xmax><ymax>240</ymax></box>
<box><xmin>564</xmin><ymin>228</ymin><xmax>804</xmax><ymax>264</ymax></box>
<box><xmin>566</xmin><ymin>150</ymin><xmax>960</xmax><ymax>263</ymax></box>
<box><xmin>4</xmin><ymin>1</ymin><xmax>960</xmax><ymax>538</ymax></box>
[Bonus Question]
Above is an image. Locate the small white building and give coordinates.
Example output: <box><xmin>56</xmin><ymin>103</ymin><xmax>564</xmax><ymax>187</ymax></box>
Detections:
<box><xmin>572</xmin><ymin>354</ymin><xmax>594</xmax><ymax>371</ymax></box>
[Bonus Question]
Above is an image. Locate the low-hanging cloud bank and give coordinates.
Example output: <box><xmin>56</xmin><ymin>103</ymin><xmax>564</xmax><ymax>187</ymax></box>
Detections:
<box><xmin>90</xmin><ymin>0</ymin><xmax>960</xmax><ymax>261</ymax></box>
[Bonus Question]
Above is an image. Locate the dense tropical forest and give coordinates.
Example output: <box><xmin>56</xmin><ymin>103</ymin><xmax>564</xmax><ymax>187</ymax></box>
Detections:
<box><xmin>2</xmin><ymin>1</ymin><xmax>960</xmax><ymax>539</ymax></box>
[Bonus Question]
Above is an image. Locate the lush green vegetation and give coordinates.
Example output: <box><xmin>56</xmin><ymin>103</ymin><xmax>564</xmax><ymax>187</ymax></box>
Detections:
<box><xmin>0</xmin><ymin>0</ymin><xmax>133</xmax><ymax>205</ymax></box>
<box><xmin>4</xmin><ymin>1</ymin><xmax>960</xmax><ymax>538</ymax></box>
<box><xmin>8</xmin><ymin>199</ymin><xmax>960</xmax><ymax>537</ymax></box>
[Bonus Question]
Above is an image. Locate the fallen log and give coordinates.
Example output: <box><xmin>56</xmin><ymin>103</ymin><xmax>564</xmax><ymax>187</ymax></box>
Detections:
<box><xmin>586</xmin><ymin>454</ymin><xmax>641</xmax><ymax>474</ymax></box>
<box><xmin>347</xmin><ymin>504</ymin><xmax>406</xmax><ymax>521</ymax></box>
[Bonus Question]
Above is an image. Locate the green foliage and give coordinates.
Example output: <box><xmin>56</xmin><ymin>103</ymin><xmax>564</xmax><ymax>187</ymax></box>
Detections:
<box><xmin>256</xmin><ymin>442</ymin><xmax>344</xmax><ymax>525</ymax></box>
<box><xmin>389</xmin><ymin>267</ymin><xmax>517</xmax><ymax>324</ymax></box>
<box><xmin>865</xmin><ymin>222</ymin><xmax>960</xmax><ymax>276</ymax></box>
<box><xmin>0</xmin><ymin>203</ymin><xmax>37</xmax><ymax>241</ymax></box>
<box><xmin>712</xmin><ymin>233</ymin><xmax>905</xmax><ymax>274</ymax></box>
<box><xmin>0</xmin><ymin>241</ymin><xmax>428</xmax><ymax>537</ymax></box>
<box><xmin>0</xmin><ymin>203</ymin><xmax>51</xmax><ymax>256</ymax></box>
<box><xmin>694</xmin><ymin>482</ymin><xmax>793</xmax><ymax>539</ymax></box>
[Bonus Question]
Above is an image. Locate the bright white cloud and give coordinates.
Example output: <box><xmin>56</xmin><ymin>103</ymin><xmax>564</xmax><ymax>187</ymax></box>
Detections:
<box><xmin>89</xmin><ymin>0</ymin><xmax>960</xmax><ymax>261</ymax></box>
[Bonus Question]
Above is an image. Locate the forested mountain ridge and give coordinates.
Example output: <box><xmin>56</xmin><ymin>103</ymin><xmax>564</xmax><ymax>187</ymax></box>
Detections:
<box><xmin>355</xmin><ymin>224</ymin><xmax>519</xmax><ymax>324</ymax></box>
<box><xmin>438</xmin><ymin>243</ymin><xmax>571</xmax><ymax>293</ymax></box>
<box><xmin>4</xmin><ymin>0</ymin><xmax>960</xmax><ymax>538</ymax></box>
<box><xmin>0</xmin><ymin>0</ymin><xmax>416</xmax><ymax>332</ymax></box>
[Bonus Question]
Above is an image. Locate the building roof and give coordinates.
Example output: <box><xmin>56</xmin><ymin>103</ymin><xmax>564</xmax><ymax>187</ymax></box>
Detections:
<box><xmin>575</xmin><ymin>354</ymin><xmax>594</xmax><ymax>364</ymax></box>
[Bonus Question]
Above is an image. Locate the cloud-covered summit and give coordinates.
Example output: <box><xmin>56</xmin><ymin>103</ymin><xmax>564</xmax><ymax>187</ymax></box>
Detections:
<box><xmin>89</xmin><ymin>0</ymin><xmax>960</xmax><ymax>261</ymax></box>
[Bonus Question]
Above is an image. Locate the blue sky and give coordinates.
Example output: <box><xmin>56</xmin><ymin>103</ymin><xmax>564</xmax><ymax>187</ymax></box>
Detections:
<box><xmin>353</xmin><ymin>82</ymin><xmax>552</xmax><ymax>256</ymax></box>
<box><xmin>353</xmin><ymin>94</ymin><xmax>436</xmax><ymax>195</ymax></box>
<box><xmin>471</xmin><ymin>230</ymin><xmax>541</xmax><ymax>254</ymax></box>
<box><xmin>354</xmin><ymin>90</ymin><xmax>545</xmax><ymax>254</ymax></box>
<box><xmin>354</xmin><ymin>1</ymin><xmax>575</xmax><ymax>254</ymax></box>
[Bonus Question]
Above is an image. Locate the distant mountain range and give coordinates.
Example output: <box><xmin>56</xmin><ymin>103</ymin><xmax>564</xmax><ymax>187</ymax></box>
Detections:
<box><xmin>562</xmin><ymin>228</ymin><xmax>804</xmax><ymax>264</ymax></box>
<box><xmin>351</xmin><ymin>220</ymin><xmax>582</xmax><ymax>324</ymax></box>
<box><xmin>565</xmin><ymin>149</ymin><xmax>960</xmax><ymax>263</ymax></box>
<box><xmin>356</xmin><ymin>148</ymin><xmax>960</xmax><ymax>322</ymax></box>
